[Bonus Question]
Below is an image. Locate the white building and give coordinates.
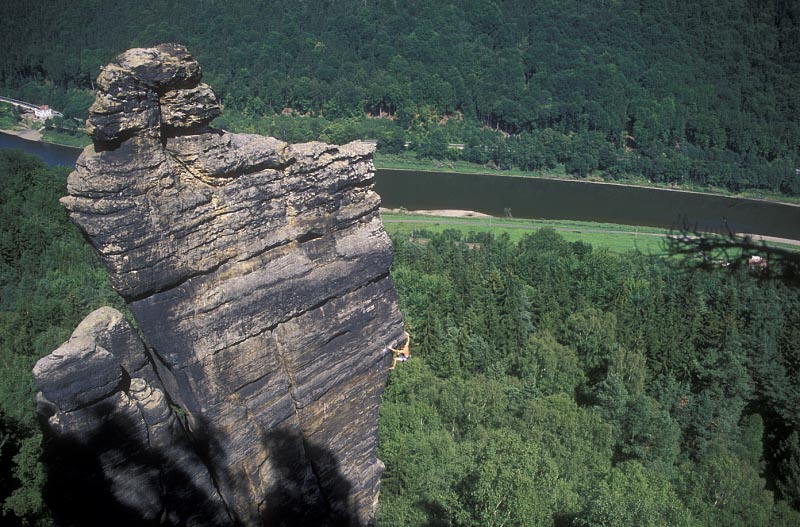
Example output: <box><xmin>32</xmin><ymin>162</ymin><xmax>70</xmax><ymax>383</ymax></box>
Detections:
<box><xmin>34</xmin><ymin>105</ymin><xmax>54</xmax><ymax>120</ymax></box>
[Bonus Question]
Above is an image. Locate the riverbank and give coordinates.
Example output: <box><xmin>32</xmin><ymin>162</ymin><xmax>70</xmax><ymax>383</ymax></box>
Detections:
<box><xmin>380</xmin><ymin>207</ymin><xmax>491</xmax><ymax>218</ymax></box>
<box><xmin>0</xmin><ymin>127</ymin><xmax>89</xmax><ymax>149</ymax></box>
<box><xmin>4</xmin><ymin>127</ymin><xmax>798</xmax><ymax>208</ymax></box>
<box><xmin>0</xmin><ymin>127</ymin><xmax>42</xmax><ymax>141</ymax></box>
<box><xmin>0</xmin><ymin>130</ymin><xmax>84</xmax><ymax>168</ymax></box>
<box><xmin>374</xmin><ymin>152</ymin><xmax>800</xmax><ymax>207</ymax></box>
<box><xmin>3</xmin><ymin>128</ymin><xmax>797</xmax><ymax>241</ymax></box>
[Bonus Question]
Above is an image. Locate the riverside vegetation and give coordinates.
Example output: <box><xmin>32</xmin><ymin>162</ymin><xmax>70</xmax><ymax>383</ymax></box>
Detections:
<box><xmin>2</xmin><ymin>150</ymin><xmax>800</xmax><ymax>525</ymax></box>
<box><xmin>1</xmin><ymin>0</ymin><xmax>799</xmax><ymax>198</ymax></box>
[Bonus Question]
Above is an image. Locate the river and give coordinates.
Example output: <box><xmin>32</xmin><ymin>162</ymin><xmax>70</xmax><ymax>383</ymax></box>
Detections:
<box><xmin>2</xmin><ymin>132</ymin><xmax>798</xmax><ymax>240</ymax></box>
<box><xmin>0</xmin><ymin>131</ymin><xmax>83</xmax><ymax>167</ymax></box>
<box><xmin>375</xmin><ymin>169</ymin><xmax>800</xmax><ymax>240</ymax></box>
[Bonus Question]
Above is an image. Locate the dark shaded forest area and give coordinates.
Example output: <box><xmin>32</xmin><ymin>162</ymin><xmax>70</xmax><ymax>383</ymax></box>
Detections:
<box><xmin>1</xmin><ymin>0</ymin><xmax>799</xmax><ymax>194</ymax></box>
<box><xmin>2</xmin><ymin>150</ymin><xmax>800</xmax><ymax>525</ymax></box>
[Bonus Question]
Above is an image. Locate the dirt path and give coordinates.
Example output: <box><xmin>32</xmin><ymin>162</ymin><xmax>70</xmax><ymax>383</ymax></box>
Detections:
<box><xmin>739</xmin><ymin>234</ymin><xmax>800</xmax><ymax>247</ymax></box>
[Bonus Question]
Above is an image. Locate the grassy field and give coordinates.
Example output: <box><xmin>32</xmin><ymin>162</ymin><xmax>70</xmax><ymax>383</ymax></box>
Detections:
<box><xmin>40</xmin><ymin>129</ymin><xmax>91</xmax><ymax>148</ymax></box>
<box><xmin>381</xmin><ymin>212</ymin><xmax>800</xmax><ymax>256</ymax></box>
<box><xmin>382</xmin><ymin>213</ymin><xmax>674</xmax><ymax>254</ymax></box>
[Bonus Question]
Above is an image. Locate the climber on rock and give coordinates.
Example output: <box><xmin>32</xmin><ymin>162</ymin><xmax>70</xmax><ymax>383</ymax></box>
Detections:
<box><xmin>387</xmin><ymin>331</ymin><xmax>411</xmax><ymax>370</ymax></box>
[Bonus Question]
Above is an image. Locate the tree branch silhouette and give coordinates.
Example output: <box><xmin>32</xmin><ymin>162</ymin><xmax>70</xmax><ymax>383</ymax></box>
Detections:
<box><xmin>665</xmin><ymin>216</ymin><xmax>800</xmax><ymax>286</ymax></box>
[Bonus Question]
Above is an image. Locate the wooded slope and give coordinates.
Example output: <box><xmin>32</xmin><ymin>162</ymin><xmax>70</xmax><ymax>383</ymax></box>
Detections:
<box><xmin>1</xmin><ymin>0</ymin><xmax>799</xmax><ymax>193</ymax></box>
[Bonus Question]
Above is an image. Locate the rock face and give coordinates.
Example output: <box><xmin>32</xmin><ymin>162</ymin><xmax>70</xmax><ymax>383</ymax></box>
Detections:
<box><xmin>33</xmin><ymin>44</ymin><xmax>403</xmax><ymax>527</ymax></box>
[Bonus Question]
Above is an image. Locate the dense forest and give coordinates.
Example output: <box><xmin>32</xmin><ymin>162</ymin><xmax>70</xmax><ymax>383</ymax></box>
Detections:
<box><xmin>1</xmin><ymin>0</ymin><xmax>799</xmax><ymax>194</ymax></box>
<box><xmin>1</xmin><ymin>149</ymin><xmax>800</xmax><ymax>525</ymax></box>
<box><xmin>378</xmin><ymin>228</ymin><xmax>800</xmax><ymax>525</ymax></box>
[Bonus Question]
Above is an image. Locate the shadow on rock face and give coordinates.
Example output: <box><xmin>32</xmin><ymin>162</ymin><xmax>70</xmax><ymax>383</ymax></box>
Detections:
<box><xmin>257</xmin><ymin>430</ymin><xmax>356</xmax><ymax>527</ymax></box>
<box><xmin>43</xmin><ymin>399</ymin><xmax>170</xmax><ymax>527</ymax></box>
<box><xmin>42</xmin><ymin>403</ymin><xmax>360</xmax><ymax>527</ymax></box>
<box><xmin>189</xmin><ymin>414</ymin><xmax>359</xmax><ymax>527</ymax></box>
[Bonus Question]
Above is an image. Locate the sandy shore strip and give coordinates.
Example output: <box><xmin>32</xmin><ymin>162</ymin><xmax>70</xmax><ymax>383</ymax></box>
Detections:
<box><xmin>0</xmin><ymin>128</ymin><xmax>43</xmax><ymax>141</ymax></box>
<box><xmin>380</xmin><ymin>207</ymin><xmax>491</xmax><ymax>218</ymax></box>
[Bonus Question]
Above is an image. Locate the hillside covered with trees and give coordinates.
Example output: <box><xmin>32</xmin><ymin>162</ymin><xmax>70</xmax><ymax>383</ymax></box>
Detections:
<box><xmin>1</xmin><ymin>0</ymin><xmax>799</xmax><ymax>194</ymax></box>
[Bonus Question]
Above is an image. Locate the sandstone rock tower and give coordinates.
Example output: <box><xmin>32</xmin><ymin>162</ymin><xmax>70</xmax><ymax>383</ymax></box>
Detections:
<box><xmin>33</xmin><ymin>44</ymin><xmax>403</xmax><ymax>526</ymax></box>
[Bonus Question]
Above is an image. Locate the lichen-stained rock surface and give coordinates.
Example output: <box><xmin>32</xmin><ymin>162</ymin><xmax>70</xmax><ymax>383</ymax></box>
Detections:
<box><xmin>34</xmin><ymin>44</ymin><xmax>403</xmax><ymax>527</ymax></box>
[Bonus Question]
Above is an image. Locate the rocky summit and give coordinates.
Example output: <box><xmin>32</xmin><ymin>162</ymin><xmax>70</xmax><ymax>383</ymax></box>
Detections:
<box><xmin>33</xmin><ymin>44</ymin><xmax>404</xmax><ymax>527</ymax></box>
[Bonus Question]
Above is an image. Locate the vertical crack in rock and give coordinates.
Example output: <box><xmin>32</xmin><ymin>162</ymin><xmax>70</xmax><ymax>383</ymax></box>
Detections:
<box><xmin>138</xmin><ymin>339</ymin><xmax>238</xmax><ymax>525</ymax></box>
<box><xmin>33</xmin><ymin>44</ymin><xmax>404</xmax><ymax>527</ymax></box>
<box><xmin>270</xmin><ymin>321</ymin><xmax>333</xmax><ymax>520</ymax></box>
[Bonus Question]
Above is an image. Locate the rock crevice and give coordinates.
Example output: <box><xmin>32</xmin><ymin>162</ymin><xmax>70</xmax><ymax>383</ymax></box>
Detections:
<box><xmin>34</xmin><ymin>44</ymin><xmax>402</xmax><ymax>526</ymax></box>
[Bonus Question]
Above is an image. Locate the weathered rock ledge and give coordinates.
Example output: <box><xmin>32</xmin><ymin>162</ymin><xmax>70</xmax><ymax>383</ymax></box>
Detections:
<box><xmin>33</xmin><ymin>44</ymin><xmax>403</xmax><ymax>526</ymax></box>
